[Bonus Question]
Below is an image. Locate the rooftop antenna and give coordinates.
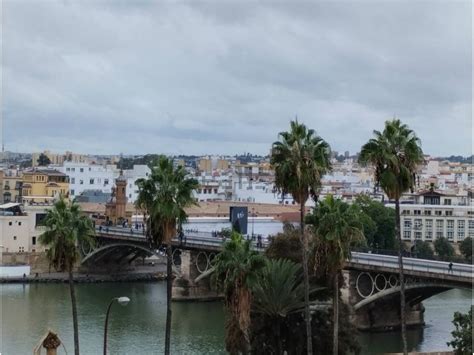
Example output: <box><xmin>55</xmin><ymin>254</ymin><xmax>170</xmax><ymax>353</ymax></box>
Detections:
<box><xmin>0</xmin><ymin>0</ymin><xmax>4</xmax><ymax>167</ymax></box>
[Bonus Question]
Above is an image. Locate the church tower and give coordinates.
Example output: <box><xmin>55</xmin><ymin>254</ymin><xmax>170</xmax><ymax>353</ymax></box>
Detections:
<box><xmin>105</xmin><ymin>170</ymin><xmax>128</xmax><ymax>224</ymax></box>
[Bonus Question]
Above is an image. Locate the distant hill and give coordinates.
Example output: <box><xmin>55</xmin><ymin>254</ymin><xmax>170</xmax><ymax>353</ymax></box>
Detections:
<box><xmin>433</xmin><ymin>155</ymin><xmax>473</xmax><ymax>164</ymax></box>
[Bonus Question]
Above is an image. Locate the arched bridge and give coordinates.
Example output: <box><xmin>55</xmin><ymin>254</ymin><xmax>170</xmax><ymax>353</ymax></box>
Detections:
<box><xmin>85</xmin><ymin>226</ymin><xmax>473</xmax><ymax>318</ymax></box>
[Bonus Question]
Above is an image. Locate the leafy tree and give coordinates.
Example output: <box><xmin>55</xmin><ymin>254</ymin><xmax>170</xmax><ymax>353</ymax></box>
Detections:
<box><xmin>359</xmin><ymin>119</ymin><xmax>424</xmax><ymax>355</ymax></box>
<box><xmin>265</xmin><ymin>223</ymin><xmax>303</xmax><ymax>264</ymax></box>
<box><xmin>459</xmin><ymin>237</ymin><xmax>473</xmax><ymax>262</ymax></box>
<box><xmin>353</xmin><ymin>195</ymin><xmax>397</xmax><ymax>250</ymax></box>
<box><xmin>135</xmin><ymin>156</ymin><xmax>198</xmax><ymax>355</ymax></box>
<box><xmin>271</xmin><ymin>120</ymin><xmax>331</xmax><ymax>355</ymax></box>
<box><xmin>413</xmin><ymin>240</ymin><xmax>434</xmax><ymax>260</ymax></box>
<box><xmin>447</xmin><ymin>306</ymin><xmax>473</xmax><ymax>354</ymax></box>
<box><xmin>39</xmin><ymin>198</ymin><xmax>95</xmax><ymax>355</ymax></box>
<box><xmin>307</xmin><ymin>195</ymin><xmax>364</xmax><ymax>355</ymax></box>
<box><xmin>213</xmin><ymin>232</ymin><xmax>266</xmax><ymax>353</ymax></box>
<box><xmin>434</xmin><ymin>237</ymin><xmax>455</xmax><ymax>260</ymax></box>
<box><xmin>252</xmin><ymin>259</ymin><xmax>323</xmax><ymax>354</ymax></box>
<box><xmin>37</xmin><ymin>153</ymin><xmax>51</xmax><ymax>166</ymax></box>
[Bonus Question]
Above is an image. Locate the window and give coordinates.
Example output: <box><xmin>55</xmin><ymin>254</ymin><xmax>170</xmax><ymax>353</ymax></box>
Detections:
<box><xmin>104</xmin><ymin>179</ymin><xmax>109</xmax><ymax>185</ymax></box>
<box><xmin>71</xmin><ymin>189</ymin><xmax>75</xmax><ymax>196</ymax></box>
<box><xmin>89</xmin><ymin>167</ymin><xmax>91</xmax><ymax>171</ymax></box>
<box><xmin>66</xmin><ymin>167</ymin><xmax>70</xmax><ymax>172</ymax></box>
<box><xmin>458</xmin><ymin>220</ymin><xmax>465</xmax><ymax>239</ymax></box>
<box><xmin>32</xmin><ymin>237</ymin><xmax>36</xmax><ymax>245</ymax></box>
<box><xmin>80</xmin><ymin>180</ymin><xmax>84</xmax><ymax>185</ymax></box>
<box><xmin>80</xmin><ymin>168</ymin><xmax>84</xmax><ymax>173</ymax></box>
<box><xmin>414</xmin><ymin>231</ymin><xmax>422</xmax><ymax>240</ymax></box>
<box><xmin>424</xmin><ymin>210</ymin><xmax>432</xmax><ymax>215</ymax></box>
<box><xmin>414</xmin><ymin>219</ymin><xmax>422</xmax><ymax>230</ymax></box>
<box><xmin>435</xmin><ymin>210</ymin><xmax>442</xmax><ymax>216</ymax></box>
<box><xmin>447</xmin><ymin>220</ymin><xmax>454</xmax><ymax>240</ymax></box>
<box><xmin>445</xmin><ymin>210</ymin><xmax>453</xmax><ymax>216</ymax></box>
<box><xmin>71</xmin><ymin>168</ymin><xmax>75</xmax><ymax>172</ymax></box>
<box><xmin>90</xmin><ymin>178</ymin><xmax>94</xmax><ymax>184</ymax></box>
<box><xmin>18</xmin><ymin>222</ymin><xmax>22</xmax><ymax>226</ymax></box>
<box><xmin>71</xmin><ymin>178</ymin><xmax>75</xmax><ymax>184</ymax></box>
<box><xmin>403</xmin><ymin>231</ymin><xmax>411</xmax><ymax>239</ymax></box>
<box><xmin>129</xmin><ymin>194</ymin><xmax>132</xmax><ymax>198</ymax></box>
<box><xmin>404</xmin><ymin>219</ymin><xmax>412</xmax><ymax>230</ymax></box>
<box><xmin>19</xmin><ymin>246</ymin><xmax>24</xmax><ymax>253</ymax></box>
<box><xmin>469</xmin><ymin>220</ymin><xmax>474</xmax><ymax>237</ymax></box>
<box><xmin>9</xmin><ymin>221</ymin><xmax>12</xmax><ymax>226</ymax></box>
<box><xmin>444</xmin><ymin>199</ymin><xmax>452</xmax><ymax>205</ymax></box>
<box><xmin>214</xmin><ymin>188</ymin><xmax>218</xmax><ymax>194</ymax></box>
<box><xmin>414</xmin><ymin>210</ymin><xmax>421</xmax><ymax>215</ymax></box>
<box><xmin>436</xmin><ymin>220</ymin><xmax>444</xmax><ymax>238</ymax></box>
<box><xmin>13</xmin><ymin>236</ymin><xmax>17</xmax><ymax>240</ymax></box>
<box><xmin>402</xmin><ymin>210</ymin><xmax>410</xmax><ymax>215</ymax></box>
<box><xmin>425</xmin><ymin>230</ymin><xmax>433</xmax><ymax>239</ymax></box>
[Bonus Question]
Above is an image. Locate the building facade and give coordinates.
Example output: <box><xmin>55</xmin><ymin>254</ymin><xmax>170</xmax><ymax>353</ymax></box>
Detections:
<box><xmin>21</xmin><ymin>169</ymin><xmax>69</xmax><ymax>203</ymax></box>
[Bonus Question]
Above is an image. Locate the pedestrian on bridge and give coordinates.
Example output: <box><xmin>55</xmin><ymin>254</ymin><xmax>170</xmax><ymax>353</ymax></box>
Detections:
<box><xmin>448</xmin><ymin>262</ymin><xmax>453</xmax><ymax>274</ymax></box>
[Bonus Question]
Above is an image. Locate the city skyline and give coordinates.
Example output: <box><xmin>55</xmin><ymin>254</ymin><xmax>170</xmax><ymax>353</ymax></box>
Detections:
<box><xmin>3</xmin><ymin>1</ymin><xmax>472</xmax><ymax>156</ymax></box>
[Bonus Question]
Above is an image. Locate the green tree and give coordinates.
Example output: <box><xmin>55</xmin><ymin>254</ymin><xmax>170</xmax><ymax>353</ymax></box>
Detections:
<box><xmin>434</xmin><ymin>237</ymin><xmax>455</xmax><ymax>260</ymax></box>
<box><xmin>39</xmin><ymin>198</ymin><xmax>95</xmax><ymax>355</ymax></box>
<box><xmin>135</xmin><ymin>156</ymin><xmax>198</xmax><ymax>355</ymax></box>
<box><xmin>359</xmin><ymin>119</ymin><xmax>424</xmax><ymax>355</ymax></box>
<box><xmin>308</xmin><ymin>195</ymin><xmax>364</xmax><ymax>355</ymax></box>
<box><xmin>447</xmin><ymin>306</ymin><xmax>473</xmax><ymax>355</ymax></box>
<box><xmin>213</xmin><ymin>232</ymin><xmax>266</xmax><ymax>354</ymax></box>
<box><xmin>37</xmin><ymin>153</ymin><xmax>51</xmax><ymax>166</ymax></box>
<box><xmin>353</xmin><ymin>195</ymin><xmax>397</xmax><ymax>250</ymax></box>
<box><xmin>271</xmin><ymin>120</ymin><xmax>331</xmax><ymax>354</ymax></box>
<box><xmin>265</xmin><ymin>223</ymin><xmax>303</xmax><ymax>264</ymax></box>
<box><xmin>413</xmin><ymin>240</ymin><xmax>434</xmax><ymax>260</ymax></box>
<box><xmin>459</xmin><ymin>237</ymin><xmax>473</xmax><ymax>262</ymax></box>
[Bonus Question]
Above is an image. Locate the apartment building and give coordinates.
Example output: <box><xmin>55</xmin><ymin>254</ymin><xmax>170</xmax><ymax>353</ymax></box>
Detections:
<box><xmin>59</xmin><ymin>162</ymin><xmax>116</xmax><ymax>198</ymax></box>
<box><xmin>0</xmin><ymin>203</ymin><xmax>47</xmax><ymax>254</ymax></box>
<box><xmin>32</xmin><ymin>150</ymin><xmax>88</xmax><ymax>167</ymax></box>
<box><xmin>21</xmin><ymin>169</ymin><xmax>69</xmax><ymax>203</ymax></box>
<box><xmin>0</xmin><ymin>169</ymin><xmax>23</xmax><ymax>203</ymax></box>
<box><xmin>389</xmin><ymin>190</ymin><xmax>473</xmax><ymax>244</ymax></box>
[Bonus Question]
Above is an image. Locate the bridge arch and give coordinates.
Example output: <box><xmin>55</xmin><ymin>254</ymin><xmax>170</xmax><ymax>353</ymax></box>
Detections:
<box><xmin>353</xmin><ymin>282</ymin><xmax>470</xmax><ymax>311</ymax></box>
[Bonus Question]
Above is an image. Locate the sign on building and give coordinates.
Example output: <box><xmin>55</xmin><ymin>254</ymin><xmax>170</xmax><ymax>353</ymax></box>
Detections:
<box><xmin>230</xmin><ymin>206</ymin><xmax>248</xmax><ymax>234</ymax></box>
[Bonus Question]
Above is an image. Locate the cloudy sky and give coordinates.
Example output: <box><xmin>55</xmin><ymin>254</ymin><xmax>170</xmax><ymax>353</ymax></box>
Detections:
<box><xmin>2</xmin><ymin>1</ymin><xmax>472</xmax><ymax>156</ymax></box>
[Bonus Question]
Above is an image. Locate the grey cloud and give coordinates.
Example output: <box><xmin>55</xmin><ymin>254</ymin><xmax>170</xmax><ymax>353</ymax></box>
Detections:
<box><xmin>3</xmin><ymin>0</ymin><xmax>472</xmax><ymax>156</ymax></box>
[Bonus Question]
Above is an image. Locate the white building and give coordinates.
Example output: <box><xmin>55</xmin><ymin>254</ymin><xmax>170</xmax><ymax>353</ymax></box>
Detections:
<box><xmin>388</xmin><ymin>190</ymin><xmax>473</xmax><ymax>244</ymax></box>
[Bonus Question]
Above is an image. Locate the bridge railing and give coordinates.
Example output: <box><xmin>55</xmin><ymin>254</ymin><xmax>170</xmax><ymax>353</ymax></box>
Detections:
<box><xmin>350</xmin><ymin>252</ymin><xmax>473</xmax><ymax>278</ymax></box>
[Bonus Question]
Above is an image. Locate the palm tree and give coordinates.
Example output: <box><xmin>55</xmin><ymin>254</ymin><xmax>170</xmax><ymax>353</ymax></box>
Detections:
<box><xmin>39</xmin><ymin>198</ymin><xmax>95</xmax><ymax>355</ymax></box>
<box><xmin>308</xmin><ymin>195</ymin><xmax>364</xmax><ymax>355</ymax></box>
<box><xmin>359</xmin><ymin>118</ymin><xmax>424</xmax><ymax>355</ymax></box>
<box><xmin>135</xmin><ymin>155</ymin><xmax>198</xmax><ymax>355</ymax></box>
<box><xmin>213</xmin><ymin>232</ymin><xmax>266</xmax><ymax>354</ymax></box>
<box><xmin>252</xmin><ymin>258</ymin><xmax>323</xmax><ymax>354</ymax></box>
<box><xmin>271</xmin><ymin>119</ymin><xmax>331</xmax><ymax>354</ymax></box>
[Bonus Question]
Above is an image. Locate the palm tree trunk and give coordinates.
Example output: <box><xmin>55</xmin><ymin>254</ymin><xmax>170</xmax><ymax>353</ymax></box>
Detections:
<box><xmin>165</xmin><ymin>245</ymin><xmax>172</xmax><ymax>355</ymax></box>
<box><xmin>68</xmin><ymin>268</ymin><xmax>80</xmax><ymax>355</ymax></box>
<box><xmin>333</xmin><ymin>274</ymin><xmax>339</xmax><ymax>355</ymax></box>
<box><xmin>300</xmin><ymin>201</ymin><xmax>313</xmax><ymax>355</ymax></box>
<box><xmin>395</xmin><ymin>199</ymin><xmax>408</xmax><ymax>355</ymax></box>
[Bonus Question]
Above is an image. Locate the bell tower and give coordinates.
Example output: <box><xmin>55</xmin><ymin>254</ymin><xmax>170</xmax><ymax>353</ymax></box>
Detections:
<box><xmin>115</xmin><ymin>170</ymin><xmax>128</xmax><ymax>220</ymax></box>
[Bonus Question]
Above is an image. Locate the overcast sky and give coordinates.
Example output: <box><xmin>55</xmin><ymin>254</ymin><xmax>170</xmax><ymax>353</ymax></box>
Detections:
<box><xmin>2</xmin><ymin>1</ymin><xmax>472</xmax><ymax>156</ymax></box>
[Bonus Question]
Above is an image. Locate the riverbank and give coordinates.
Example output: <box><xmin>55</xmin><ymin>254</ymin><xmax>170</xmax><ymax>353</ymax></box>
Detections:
<box><xmin>0</xmin><ymin>264</ymin><xmax>167</xmax><ymax>283</ymax></box>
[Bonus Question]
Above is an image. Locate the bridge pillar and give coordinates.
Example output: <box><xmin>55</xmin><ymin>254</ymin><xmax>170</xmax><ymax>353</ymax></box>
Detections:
<box><xmin>172</xmin><ymin>249</ymin><xmax>221</xmax><ymax>302</ymax></box>
<box><xmin>346</xmin><ymin>270</ymin><xmax>425</xmax><ymax>331</ymax></box>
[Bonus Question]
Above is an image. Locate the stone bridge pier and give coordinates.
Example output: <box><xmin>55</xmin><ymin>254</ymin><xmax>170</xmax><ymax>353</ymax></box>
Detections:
<box><xmin>171</xmin><ymin>248</ymin><xmax>221</xmax><ymax>301</ymax></box>
<box><xmin>343</xmin><ymin>270</ymin><xmax>433</xmax><ymax>331</ymax></box>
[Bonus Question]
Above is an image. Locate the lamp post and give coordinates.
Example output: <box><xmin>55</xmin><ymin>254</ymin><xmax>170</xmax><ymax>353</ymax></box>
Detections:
<box><xmin>251</xmin><ymin>207</ymin><xmax>255</xmax><ymax>237</ymax></box>
<box><xmin>103</xmin><ymin>296</ymin><xmax>130</xmax><ymax>355</ymax></box>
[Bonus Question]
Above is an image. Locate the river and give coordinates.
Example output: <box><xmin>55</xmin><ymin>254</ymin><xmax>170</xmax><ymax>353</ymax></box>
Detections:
<box><xmin>0</xmin><ymin>283</ymin><xmax>471</xmax><ymax>354</ymax></box>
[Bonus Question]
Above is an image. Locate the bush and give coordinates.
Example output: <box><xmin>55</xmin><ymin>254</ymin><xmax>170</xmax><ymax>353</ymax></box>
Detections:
<box><xmin>459</xmin><ymin>237</ymin><xmax>473</xmax><ymax>262</ymax></box>
<box><xmin>434</xmin><ymin>237</ymin><xmax>455</xmax><ymax>260</ymax></box>
<box><xmin>447</xmin><ymin>306</ymin><xmax>472</xmax><ymax>354</ymax></box>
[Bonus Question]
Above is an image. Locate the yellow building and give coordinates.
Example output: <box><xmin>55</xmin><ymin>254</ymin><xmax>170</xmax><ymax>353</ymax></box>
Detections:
<box><xmin>21</xmin><ymin>169</ymin><xmax>69</xmax><ymax>203</ymax></box>
<box><xmin>0</xmin><ymin>170</ymin><xmax>23</xmax><ymax>203</ymax></box>
<box><xmin>198</xmin><ymin>158</ymin><xmax>229</xmax><ymax>172</ymax></box>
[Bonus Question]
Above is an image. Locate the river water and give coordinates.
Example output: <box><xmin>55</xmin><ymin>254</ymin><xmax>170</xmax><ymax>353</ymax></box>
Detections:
<box><xmin>0</xmin><ymin>283</ymin><xmax>471</xmax><ymax>354</ymax></box>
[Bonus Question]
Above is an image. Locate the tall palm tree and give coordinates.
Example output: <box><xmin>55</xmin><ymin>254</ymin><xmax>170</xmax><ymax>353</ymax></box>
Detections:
<box><xmin>271</xmin><ymin>119</ymin><xmax>331</xmax><ymax>354</ymax></box>
<box><xmin>213</xmin><ymin>232</ymin><xmax>266</xmax><ymax>354</ymax></box>
<box><xmin>253</xmin><ymin>258</ymin><xmax>323</xmax><ymax>354</ymax></box>
<box><xmin>359</xmin><ymin>119</ymin><xmax>424</xmax><ymax>355</ymax></box>
<box><xmin>135</xmin><ymin>155</ymin><xmax>198</xmax><ymax>355</ymax></box>
<box><xmin>308</xmin><ymin>195</ymin><xmax>364</xmax><ymax>355</ymax></box>
<box><xmin>39</xmin><ymin>198</ymin><xmax>95</xmax><ymax>355</ymax></box>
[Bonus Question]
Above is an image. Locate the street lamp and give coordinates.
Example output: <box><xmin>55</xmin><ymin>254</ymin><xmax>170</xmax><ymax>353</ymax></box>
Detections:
<box><xmin>103</xmin><ymin>296</ymin><xmax>130</xmax><ymax>355</ymax></box>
